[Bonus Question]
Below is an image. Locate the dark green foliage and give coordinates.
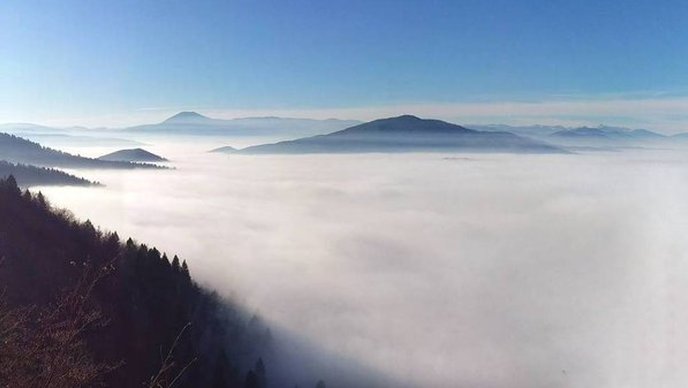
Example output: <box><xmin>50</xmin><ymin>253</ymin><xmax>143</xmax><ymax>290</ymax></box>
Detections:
<box><xmin>315</xmin><ymin>380</ymin><xmax>326</xmax><ymax>388</ymax></box>
<box><xmin>0</xmin><ymin>132</ymin><xmax>164</xmax><ymax>169</ymax></box>
<box><xmin>255</xmin><ymin>358</ymin><xmax>267</xmax><ymax>388</ymax></box>
<box><xmin>244</xmin><ymin>370</ymin><xmax>260</xmax><ymax>388</ymax></box>
<box><xmin>0</xmin><ymin>161</ymin><xmax>97</xmax><ymax>187</ymax></box>
<box><xmin>0</xmin><ymin>177</ymin><xmax>272</xmax><ymax>387</ymax></box>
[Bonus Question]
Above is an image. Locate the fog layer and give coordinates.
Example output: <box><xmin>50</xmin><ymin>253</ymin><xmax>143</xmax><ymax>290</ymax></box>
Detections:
<box><xmin>38</xmin><ymin>145</ymin><xmax>688</xmax><ymax>387</ymax></box>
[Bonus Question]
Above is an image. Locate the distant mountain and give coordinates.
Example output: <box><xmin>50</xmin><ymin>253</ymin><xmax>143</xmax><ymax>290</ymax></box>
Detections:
<box><xmin>163</xmin><ymin>111</ymin><xmax>212</xmax><ymax>124</ymax></box>
<box><xmin>0</xmin><ymin>161</ymin><xmax>97</xmax><ymax>187</ymax></box>
<box><xmin>98</xmin><ymin>148</ymin><xmax>168</xmax><ymax>162</ymax></box>
<box><xmin>211</xmin><ymin>145</ymin><xmax>236</xmax><ymax>153</ymax></box>
<box><xmin>0</xmin><ymin>133</ymin><xmax>163</xmax><ymax>169</ymax></box>
<box><xmin>125</xmin><ymin>112</ymin><xmax>361</xmax><ymax>137</ymax></box>
<box><xmin>469</xmin><ymin>124</ymin><xmax>567</xmax><ymax>138</ymax></box>
<box><xmin>0</xmin><ymin>122</ymin><xmax>67</xmax><ymax>134</ymax></box>
<box><xmin>671</xmin><ymin>132</ymin><xmax>688</xmax><ymax>140</ymax></box>
<box><xmin>629</xmin><ymin>128</ymin><xmax>666</xmax><ymax>139</ymax></box>
<box><xmin>470</xmin><ymin>123</ymin><xmax>677</xmax><ymax>148</ymax></box>
<box><xmin>231</xmin><ymin>115</ymin><xmax>565</xmax><ymax>154</ymax></box>
<box><xmin>549</xmin><ymin>125</ymin><xmax>667</xmax><ymax>146</ymax></box>
<box><xmin>20</xmin><ymin>133</ymin><xmax>144</xmax><ymax>149</ymax></box>
<box><xmin>0</xmin><ymin>123</ymin><xmax>145</xmax><ymax>149</ymax></box>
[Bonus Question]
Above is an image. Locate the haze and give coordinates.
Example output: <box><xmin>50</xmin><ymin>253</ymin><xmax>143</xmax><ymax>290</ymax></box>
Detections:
<box><xmin>35</xmin><ymin>138</ymin><xmax>688</xmax><ymax>388</ymax></box>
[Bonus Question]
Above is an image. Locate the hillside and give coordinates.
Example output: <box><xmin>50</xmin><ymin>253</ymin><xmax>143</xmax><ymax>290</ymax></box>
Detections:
<box><xmin>0</xmin><ymin>161</ymin><xmax>97</xmax><ymax>187</ymax></box>
<box><xmin>211</xmin><ymin>145</ymin><xmax>237</xmax><ymax>153</ymax></box>
<box><xmin>0</xmin><ymin>177</ymin><xmax>275</xmax><ymax>387</ymax></box>
<box><xmin>234</xmin><ymin>115</ymin><xmax>565</xmax><ymax>154</ymax></box>
<box><xmin>0</xmin><ymin>133</ymin><xmax>163</xmax><ymax>169</ymax></box>
<box><xmin>98</xmin><ymin>148</ymin><xmax>168</xmax><ymax>162</ymax></box>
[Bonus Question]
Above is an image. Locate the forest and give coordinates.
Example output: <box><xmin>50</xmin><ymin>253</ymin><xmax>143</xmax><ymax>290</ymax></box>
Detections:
<box><xmin>0</xmin><ymin>161</ymin><xmax>96</xmax><ymax>187</ymax></box>
<box><xmin>0</xmin><ymin>133</ymin><xmax>164</xmax><ymax>169</ymax></box>
<box><xmin>0</xmin><ymin>176</ymin><xmax>325</xmax><ymax>388</ymax></box>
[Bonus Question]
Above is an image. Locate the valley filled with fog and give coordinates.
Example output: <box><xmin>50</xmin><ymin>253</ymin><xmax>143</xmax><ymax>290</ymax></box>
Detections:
<box><xmin>37</xmin><ymin>140</ymin><xmax>688</xmax><ymax>388</ymax></box>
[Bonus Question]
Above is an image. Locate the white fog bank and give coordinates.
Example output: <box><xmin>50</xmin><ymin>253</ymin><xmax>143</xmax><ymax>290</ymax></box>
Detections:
<box><xmin>38</xmin><ymin>147</ymin><xmax>688</xmax><ymax>388</ymax></box>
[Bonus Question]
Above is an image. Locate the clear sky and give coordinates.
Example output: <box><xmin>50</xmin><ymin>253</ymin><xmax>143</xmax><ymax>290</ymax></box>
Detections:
<box><xmin>2</xmin><ymin>0</ymin><xmax>688</xmax><ymax>131</ymax></box>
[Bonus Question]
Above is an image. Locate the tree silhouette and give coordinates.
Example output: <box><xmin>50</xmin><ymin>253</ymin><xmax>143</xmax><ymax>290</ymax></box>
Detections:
<box><xmin>0</xmin><ymin>177</ymin><xmax>278</xmax><ymax>387</ymax></box>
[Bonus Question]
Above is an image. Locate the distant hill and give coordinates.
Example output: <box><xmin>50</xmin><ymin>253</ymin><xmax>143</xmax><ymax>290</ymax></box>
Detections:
<box><xmin>469</xmin><ymin>123</ymin><xmax>681</xmax><ymax>148</ymax></box>
<box><xmin>0</xmin><ymin>122</ymin><xmax>67</xmax><ymax>134</ymax></box>
<box><xmin>98</xmin><ymin>148</ymin><xmax>168</xmax><ymax>162</ymax></box>
<box><xmin>211</xmin><ymin>145</ymin><xmax>236</xmax><ymax>153</ymax></box>
<box><xmin>548</xmin><ymin>125</ymin><xmax>667</xmax><ymax>146</ymax></box>
<box><xmin>671</xmin><ymin>132</ymin><xmax>688</xmax><ymax>140</ymax></box>
<box><xmin>469</xmin><ymin>124</ymin><xmax>567</xmax><ymax>137</ymax></box>
<box><xmin>163</xmin><ymin>111</ymin><xmax>212</xmax><ymax>124</ymax></box>
<box><xmin>21</xmin><ymin>133</ymin><xmax>144</xmax><ymax>149</ymax></box>
<box><xmin>232</xmin><ymin>115</ymin><xmax>565</xmax><ymax>154</ymax></box>
<box><xmin>0</xmin><ymin>161</ymin><xmax>97</xmax><ymax>187</ymax></box>
<box><xmin>125</xmin><ymin>112</ymin><xmax>361</xmax><ymax>137</ymax></box>
<box><xmin>0</xmin><ymin>133</ymin><xmax>163</xmax><ymax>169</ymax></box>
<box><xmin>551</xmin><ymin>125</ymin><xmax>664</xmax><ymax>139</ymax></box>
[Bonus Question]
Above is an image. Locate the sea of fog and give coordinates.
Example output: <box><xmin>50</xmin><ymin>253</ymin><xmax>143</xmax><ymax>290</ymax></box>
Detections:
<box><xmin>36</xmin><ymin>140</ymin><xmax>688</xmax><ymax>388</ymax></box>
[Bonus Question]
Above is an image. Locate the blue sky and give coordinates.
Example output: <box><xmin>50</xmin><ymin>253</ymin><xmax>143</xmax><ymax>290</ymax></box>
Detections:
<box><xmin>2</xmin><ymin>0</ymin><xmax>688</xmax><ymax>131</ymax></box>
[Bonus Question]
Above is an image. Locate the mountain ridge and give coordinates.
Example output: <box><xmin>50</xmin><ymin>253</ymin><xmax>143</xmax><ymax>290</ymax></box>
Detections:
<box><xmin>230</xmin><ymin>115</ymin><xmax>565</xmax><ymax>154</ymax></box>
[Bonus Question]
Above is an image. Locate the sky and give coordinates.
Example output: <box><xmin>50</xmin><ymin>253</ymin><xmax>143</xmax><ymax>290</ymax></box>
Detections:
<box><xmin>2</xmin><ymin>0</ymin><xmax>688</xmax><ymax>131</ymax></box>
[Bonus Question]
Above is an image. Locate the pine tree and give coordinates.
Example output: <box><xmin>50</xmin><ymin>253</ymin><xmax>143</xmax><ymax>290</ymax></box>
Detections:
<box><xmin>244</xmin><ymin>370</ymin><xmax>260</xmax><ymax>388</ymax></box>
<box><xmin>255</xmin><ymin>358</ymin><xmax>266</xmax><ymax>388</ymax></box>
<box><xmin>36</xmin><ymin>191</ymin><xmax>47</xmax><ymax>208</ymax></box>
<box><xmin>212</xmin><ymin>350</ymin><xmax>230</xmax><ymax>388</ymax></box>
<box><xmin>172</xmin><ymin>255</ymin><xmax>181</xmax><ymax>272</ymax></box>
<box><xmin>181</xmin><ymin>260</ymin><xmax>191</xmax><ymax>282</ymax></box>
<box><xmin>3</xmin><ymin>175</ymin><xmax>20</xmax><ymax>195</ymax></box>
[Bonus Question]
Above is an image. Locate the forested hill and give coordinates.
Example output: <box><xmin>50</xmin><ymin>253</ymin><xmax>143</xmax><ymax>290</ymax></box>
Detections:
<box><xmin>0</xmin><ymin>176</ymin><xmax>274</xmax><ymax>387</ymax></box>
<box><xmin>0</xmin><ymin>133</ymin><xmax>164</xmax><ymax>169</ymax></box>
<box><xmin>0</xmin><ymin>160</ymin><xmax>97</xmax><ymax>187</ymax></box>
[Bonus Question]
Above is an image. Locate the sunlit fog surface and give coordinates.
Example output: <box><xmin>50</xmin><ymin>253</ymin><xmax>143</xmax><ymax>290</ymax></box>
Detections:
<box><xmin>38</xmin><ymin>142</ymin><xmax>688</xmax><ymax>388</ymax></box>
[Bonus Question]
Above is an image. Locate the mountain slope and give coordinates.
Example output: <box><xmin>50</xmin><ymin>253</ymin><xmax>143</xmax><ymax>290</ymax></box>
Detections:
<box><xmin>0</xmin><ymin>177</ymin><xmax>271</xmax><ymax>387</ymax></box>
<box><xmin>235</xmin><ymin>115</ymin><xmax>565</xmax><ymax>154</ymax></box>
<box><xmin>98</xmin><ymin>148</ymin><xmax>168</xmax><ymax>162</ymax></box>
<box><xmin>0</xmin><ymin>161</ymin><xmax>97</xmax><ymax>187</ymax></box>
<box><xmin>0</xmin><ymin>133</ymin><xmax>163</xmax><ymax>169</ymax></box>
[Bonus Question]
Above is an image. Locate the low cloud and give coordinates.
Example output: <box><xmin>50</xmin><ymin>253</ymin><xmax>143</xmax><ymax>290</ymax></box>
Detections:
<box><xmin>38</xmin><ymin>144</ymin><xmax>688</xmax><ymax>387</ymax></box>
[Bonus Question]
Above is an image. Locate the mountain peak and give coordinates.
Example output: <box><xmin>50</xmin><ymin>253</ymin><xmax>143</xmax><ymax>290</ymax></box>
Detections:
<box><xmin>163</xmin><ymin>111</ymin><xmax>210</xmax><ymax>123</ymax></box>
<box><xmin>98</xmin><ymin>148</ymin><xmax>168</xmax><ymax>162</ymax></box>
<box><xmin>338</xmin><ymin>115</ymin><xmax>474</xmax><ymax>135</ymax></box>
<box><xmin>391</xmin><ymin>114</ymin><xmax>422</xmax><ymax>121</ymax></box>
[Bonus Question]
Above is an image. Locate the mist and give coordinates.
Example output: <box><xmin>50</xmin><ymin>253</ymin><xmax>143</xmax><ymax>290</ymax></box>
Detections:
<box><xmin>36</xmin><ymin>143</ymin><xmax>688</xmax><ymax>387</ymax></box>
